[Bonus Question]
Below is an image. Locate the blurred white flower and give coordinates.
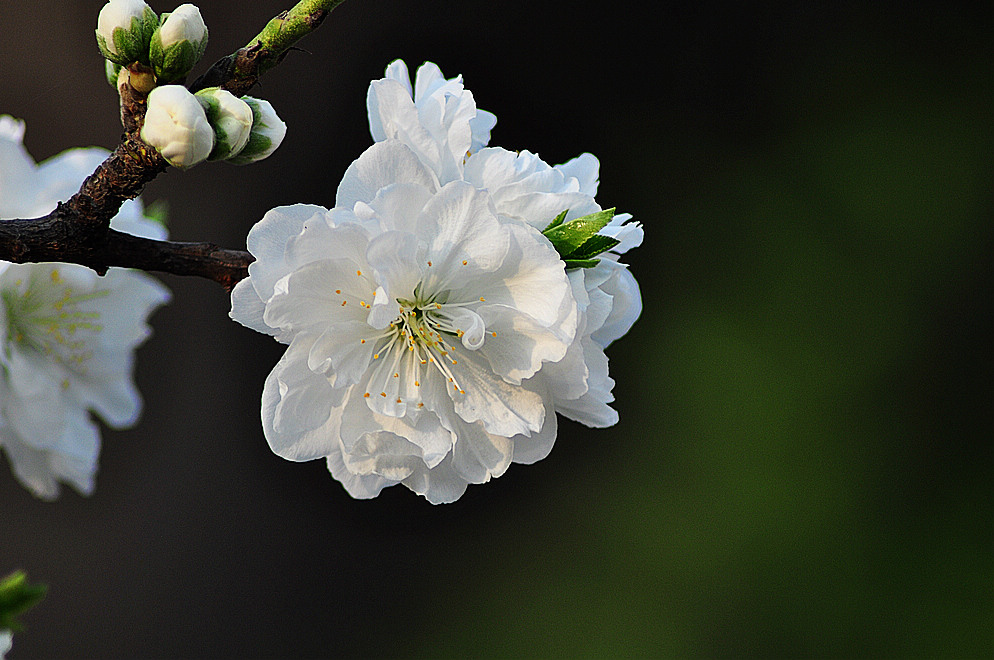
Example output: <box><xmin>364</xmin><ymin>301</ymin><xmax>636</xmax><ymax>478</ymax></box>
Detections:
<box><xmin>226</xmin><ymin>97</ymin><xmax>287</xmax><ymax>165</ymax></box>
<box><xmin>0</xmin><ymin>630</ymin><xmax>10</xmax><ymax>659</ymax></box>
<box><xmin>141</xmin><ymin>85</ymin><xmax>214</xmax><ymax>169</ymax></box>
<box><xmin>0</xmin><ymin>116</ymin><xmax>170</xmax><ymax>500</ymax></box>
<box><xmin>231</xmin><ymin>140</ymin><xmax>576</xmax><ymax>503</ymax></box>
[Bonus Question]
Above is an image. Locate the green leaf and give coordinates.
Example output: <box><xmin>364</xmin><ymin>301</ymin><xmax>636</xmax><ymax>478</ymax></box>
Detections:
<box><xmin>542</xmin><ymin>208</ymin><xmax>616</xmax><ymax>257</ymax></box>
<box><xmin>564</xmin><ymin>258</ymin><xmax>601</xmax><ymax>269</ymax></box>
<box><xmin>0</xmin><ymin>571</ymin><xmax>47</xmax><ymax>633</ymax></box>
<box><xmin>567</xmin><ymin>234</ymin><xmax>621</xmax><ymax>260</ymax></box>
<box><xmin>542</xmin><ymin>209</ymin><xmax>569</xmax><ymax>232</ymax></box>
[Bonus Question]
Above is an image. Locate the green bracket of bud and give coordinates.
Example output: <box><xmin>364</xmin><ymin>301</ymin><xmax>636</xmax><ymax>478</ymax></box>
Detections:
<box><xmin>95</xmin><ymin>7</ymin><xmax>160</xmax><ymax>66</ymax></box>
<box><xmin>150</xmin><ymin>9</ymin><xmax>209</xmax><ymax>83</ymax></box>
<box><xmin>543</xmin><ymin>208</ymin><xmax>621</xmax><ymax>269</ymax></box>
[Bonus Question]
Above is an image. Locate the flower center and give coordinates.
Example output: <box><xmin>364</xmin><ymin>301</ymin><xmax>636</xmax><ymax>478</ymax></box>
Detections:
<box><xmin>359</xmin><ymin>286</ymin><xmax>493</xmax><ymax>414</ymax></box>
<box><xmin>1</xmin><ymin>269</ymin><xmax>108</xmax><ymax>380</ymax></box>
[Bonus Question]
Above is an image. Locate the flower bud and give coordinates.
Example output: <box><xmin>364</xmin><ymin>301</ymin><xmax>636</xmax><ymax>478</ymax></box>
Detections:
<box><xmin>225</xmin><ymin>97</ymin><xmax>287</xmax><ymax>165</ymax></box>
<box><xmin>141</xmin><ymin>85</ymin><xmax>214</xmax><ymax>169</ymax></box>
<box><xmin>95</xmin><ymin>0</ymin><xmax>159</xmax><ymax>66</ymax></box>
<box><xmin>194</xmin><ymin>88</ymin><xmax>253</xmax><ymax>161</ymax></box>
<box><xmin>149</xmin><ymin>4</ymin><xmax>209</xmax><ymax>83</ymax></box>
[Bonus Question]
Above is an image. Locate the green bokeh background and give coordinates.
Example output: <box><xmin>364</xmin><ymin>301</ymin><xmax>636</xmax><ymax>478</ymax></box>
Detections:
<box><xmin>1</xmin><ymin>1</ymin><xmax>991</xmax><ymax>656</ymax></box>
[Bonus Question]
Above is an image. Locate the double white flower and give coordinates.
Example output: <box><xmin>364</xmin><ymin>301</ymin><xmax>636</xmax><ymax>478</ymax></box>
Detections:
<box><xmin>0</xmin><ymin>116</ymin><xmax>170</xmax><ymax>500</ymax></box>
<box><xmin>231</xmin><ymin>61</ymin><xmax>641</xmax><ymax>502</ymax></box>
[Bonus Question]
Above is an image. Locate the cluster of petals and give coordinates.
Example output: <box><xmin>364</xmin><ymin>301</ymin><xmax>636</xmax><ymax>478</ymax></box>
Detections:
<box><xmin>0</xmin><ymin>116</ymin><xmax>170</xmax><ymax>500</ymax></box>
<box><xmin>231</xmin><ymin>61</ymin><xmax>642</xmax><ymax>503</ymax></box>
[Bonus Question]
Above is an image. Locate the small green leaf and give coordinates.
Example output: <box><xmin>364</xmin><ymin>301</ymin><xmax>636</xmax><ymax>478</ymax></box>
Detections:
<box><xmin>543</xmin><ymin>208</ymin><xmax>616</xmax><ymax>257</ymax></box>
<box><xmin>566</xmin><ymin>234</ymin><xmax>621</xmax><ymax>260</ymax></box>
<box><xmin>542</xmin><ymin>209</ymin><xmax>569</xmax><ymax>232</ymax></box>
<box><xmin>563</xmin><ymin>258</ymin><xmax>601</xmax><ymax>269</ymax></box>
<box><xmin>144</xmin><ymin>199</ymin><xmax>170</xmax><ymax>229</ymax></box>
<box><xmin>0</xmin><ymin>571</ymin><xmax>47</xmax><ymax>633</ymax></box>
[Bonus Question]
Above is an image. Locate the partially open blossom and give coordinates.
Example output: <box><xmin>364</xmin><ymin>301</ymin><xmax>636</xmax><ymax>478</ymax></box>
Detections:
<box><xmin>0</xmin><ymin>116</ymin><xmax>170</xmax><ymax>500</ymax></box>
<box><xmin>150</xmin><ymin>3</ymin><xmax>209</xmax><ymax>82</ymax></box>
<box><xmin>226</xmin><ymin>97</ymin><xmax>287</xmax><ymax>165</ymax></box>
<box><xmin>95</xmin><ymin>0</ymin><xmax>158</xmax><ymax>66</ymax></box>
<box><xmin>141</xmin><ymin>85</ymin><xmax>214</xmax><ymax>169</ymax></box>
<box><xmin>195</xmin><ymin>88</ymin><xmax>253</xmax><ymax>161</ymax></box>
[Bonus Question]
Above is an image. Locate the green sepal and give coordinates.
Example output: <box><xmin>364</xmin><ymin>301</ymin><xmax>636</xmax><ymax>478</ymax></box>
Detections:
<box><xmin>543</xmin><ymin>209</ymin><xmax>569</xmax><ymax>232</ymax></box>
<box><xmin>563</xmin><ymin>258</ymin><xmax>601</xmax><ymax>269</ymax></box>
<box><xmin>567</xmin><ymin>234</ymin><xmax>621</xmax><ymax>260</ymax></box>
<box><xmin>0</xmin><ymin>571</ymin><xmax>47</xmax><ymax>633</ymax></box>
<box><xmin>112</xmin><ymin>23</ymin><xmax>141</xmax><ymax>64</ymax></box>
<box><xmin>156</xmin><ymin>39</ymin><xmax>197</xmax><ymax>82</ymax></box>
<box><xmin>542</xmin><ymin>208</ymin><xmax>616</xmax><ymax>257</ymax></box>
<box><xmin>150</xmin><ymin>13</ymin><xmax>208</xmax><ymax>83</ymax></box>
<box><xmin>97</xmin><ymin>8</ymin><xmax>159</xmax><ymax>66</ymax></box>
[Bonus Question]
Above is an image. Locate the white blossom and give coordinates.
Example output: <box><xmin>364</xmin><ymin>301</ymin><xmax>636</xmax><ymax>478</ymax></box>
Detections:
<box><xmin>195</xmin><ymin>88</ymin><xmax>253</xmax><ymax>161</ymax></box>
<box><xmin>231</xmin><ymin>139</ymin><xmax>576</xmax><ymax>503</ymax></box>
<box><xmin>0</xmin><ymin>116</ymin><xmax>170</xmax><ymax>500</ymax></box>
<box><xmin>141</xmin><ymin>85</ymin><xmax>214</xmax><ymax>169</ymax></box>
<box><xmin>0</xmin><ymin>630</ymin><xmax>10</xmax><ymax>660</ymax></box>
<box><xmin>231</xmin><ymin>61</ymin><xmax>641</xmax><ymax>503</ymax></box>
<box><xmin>368</xmin><ymin>61</ymin><xmax>643</xmax><ymax>429</ymax></box>
<box><xmin>226</xmin><ymin>97</ymin><xmax>287</xmax><ymax>165</ymax></box>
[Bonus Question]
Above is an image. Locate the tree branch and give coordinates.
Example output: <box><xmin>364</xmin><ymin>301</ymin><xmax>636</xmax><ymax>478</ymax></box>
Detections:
<box><xmin>191</xmin><ymin>0</ymin><xmax>347</xmax><ymax>95</ymax></box>
<box><xmin>0</xmin><ymin>208</ymin><xmax>252</xmax><ymax>290</ymax></box>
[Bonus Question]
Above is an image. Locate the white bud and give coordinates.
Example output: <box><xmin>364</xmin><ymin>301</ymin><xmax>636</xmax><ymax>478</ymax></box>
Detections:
<box><xmin>141</xmin><ymin>85</ymin><xmax>214</xmax><ymax>169</ymax></box>
<box><xmin>160</xmin><ymin>4</ymin><xmax>207</xmax><ymax>46</ymax></box>
<box><xmin>194</xmin><ymin>88</ymin><xmax>253</xmax><ymax>161</ymax></box>
<box><xmin>226</xmin><ymin>97</ymin><xmax>287</xmax><ymax>165</ymax></box>
<box><xmin>150</xmin><ymin>4</ymin><xmax>209</xmax><ymax>82</ymax></box>
<box><xmin>96</xmin><ymin>0</ymin><xmax>158</xmax><ymax>65</ymax></box>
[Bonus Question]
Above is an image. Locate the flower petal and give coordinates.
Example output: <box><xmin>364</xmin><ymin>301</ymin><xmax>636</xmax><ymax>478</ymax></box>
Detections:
<box><xmin>401</xmin><ymin>453</ymin><xmax>469</xmax><ymax>504</ymax></box>
<box><xmin>245</xmin><ymin>204</ymin><xmax>329</xmax><ymax>302</ymax></box>
<box><xmin>263</xmin><ymin>258</ymin><xmax>376</xmax><ymax>335</ymax></box>
<box><xmin>590</xmin><ymin>259</ymin><xmax>643</xmax><ymax>348</ymax></box>
<box><xmin>261</xmin><ymin>335</ymin><xmax>345</xmax><ymax>461</ymax></box>
<box><xmin>336</xmin><ymin>140</ymin><xmax>438</xmax><ymax>210</ymax></box>
<box><xmin>450</xmin><ymin>345</ymin><xmax>546</xmax><ymax>437</ymax></box>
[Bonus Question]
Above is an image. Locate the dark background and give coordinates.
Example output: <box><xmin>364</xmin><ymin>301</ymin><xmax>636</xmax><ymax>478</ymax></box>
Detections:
<box><xmin>1</xmin><ymin>1</ymin><xmax>991</xmax><ymax>656</ymax></box>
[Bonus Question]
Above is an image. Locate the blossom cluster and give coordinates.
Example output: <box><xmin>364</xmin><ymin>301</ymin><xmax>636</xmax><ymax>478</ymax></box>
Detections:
<box><xmin>0</xmin><ymin>116</ymin><xmax>170</xmax><ymax>500</ymax></box>
<box><xmin>231</xmin><ymin>61</ymin><xmax>642</xmax><ymax>503</ymax></box>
